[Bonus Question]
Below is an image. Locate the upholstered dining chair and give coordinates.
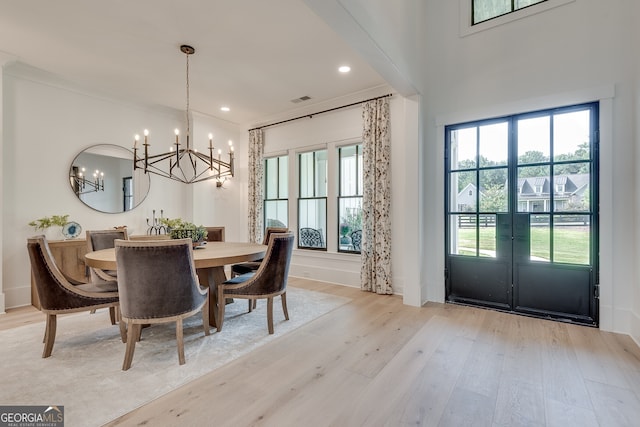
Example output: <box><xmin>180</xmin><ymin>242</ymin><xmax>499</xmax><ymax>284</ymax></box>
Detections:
<box><xmin>115</xmin><ymin>238</ymin><xmax>210</xmax><ymax>370</ymax></box>
<box><xmin>230</xmin><ymin>227</ymin><xmax>288</xmax><ymax>277</ymax></box>
<box><xmin>86</xmin><ymin>229</ymin><xmax>128</xmax><ymax>324</ymax></box>
<box><xmin>27</xmin><ymin>235</ymin><xmax>126</xmax><ymax>358</ymax></box>
<box><xmin>205</xmin><ymin>226</ymin><xmax>225</xmax><ymax>242</ymax></box>
<box><xmin>217</xmin><ymin>232</ymin><xmax>294</xmax><ymax>334</ymax></box>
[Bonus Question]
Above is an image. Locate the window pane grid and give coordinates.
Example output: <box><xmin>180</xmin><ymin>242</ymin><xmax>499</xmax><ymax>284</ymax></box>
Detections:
<box><xmin>338</xmin><ymin>144</ymin><xmax>363</xmax><ymax>253</ymax></box>
<box><xmin>473</xmin><ymin>0</ymin><xmax>547</xmax><ymax>25</ymax></box>
<box><xmin>264</xmin><ymin>155</ymin><xmax>288</xmax><ymax>229</ymax></box>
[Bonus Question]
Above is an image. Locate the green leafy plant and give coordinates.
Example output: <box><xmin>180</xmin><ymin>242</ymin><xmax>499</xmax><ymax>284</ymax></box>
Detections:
<box><xmin>28</xmin><ymin>215</ymin><xmax>69</xmax><ymax>231</ymax></box>
<box><xmin>160</xmin><ymin>218</ymin><xmax>207</xmax><ymax>242</ymax></box>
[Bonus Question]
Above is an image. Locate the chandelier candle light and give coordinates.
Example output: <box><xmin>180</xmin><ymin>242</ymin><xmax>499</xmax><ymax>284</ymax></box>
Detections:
<box><xmin>132</xmin><ymin>45</ymin><xmax>234</xmax><ymax>184</ymax></box>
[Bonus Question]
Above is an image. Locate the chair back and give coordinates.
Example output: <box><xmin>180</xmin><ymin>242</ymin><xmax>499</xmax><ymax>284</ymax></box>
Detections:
<box><xmin>299</xmin><ymin>227</ymin><xmax>324</xmax><ymax>248</ymax></box>
<box><xmin>27</xmin><ymin>235</ymin><xmax>117</xmax><ymax>311</ymax></box>
<box><xmin>115</xmin><ymin>238</ymin><xmax>207</xmax><ymax>320</ymax></box>
<box><xmin>350</xmin><ymin>229</ymin><xmax>362</xmax><ymax>251</ymax></box>
<box><xmin>262</xmin><ymin>227</ymin><xmax>289</xmax><ymax>245</ymax></box>
<box><xmin>250</xmin><ymin>232</ymin><xmax>295</xmax><ymax>295</ymax></box>
<box><xmin>86</xmin><ymin>229</ymin><xmax>128</xmax><ymax>251</ymax></box>
<box><xmin>205</xmin><ymin>226</ymin><xmax>225</xmax><ymax>242</ymax></box>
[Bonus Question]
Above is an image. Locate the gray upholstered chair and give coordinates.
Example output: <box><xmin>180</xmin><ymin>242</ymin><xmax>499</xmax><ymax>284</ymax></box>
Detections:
<box><xmin>27</xmin><ymin>235</ymin><xmax>126</xmax><ymax>358</ymax></box>
<box><xmin>299</xmin><ymin>227</ymin><xmax>324</xmax><ymax>248</ymax></box>
<box><xmin>205</xmin><ymin>226</ymin><xmax>225</xmax><ymax>242</ymax></box>
<box><xmin>230</xmin><ymin>227</ymin><xmax>288</xmax><ymax>277</ymax></box>
<box><xmin>217</xmin><ymin>232</ymin><xmax>294</xmax><ymax>334</ymax></box>
<box><xmin>86</xmin><ymin>229</ymin><xmax>128</xmax><ymax>324</ymax></box>
<box><xmin>86</xmin><ymin>229</ymin><xmax>128</xmax><ymax>282</ymax></box>
<box><xmin>115</xmin><ymin>238</ymin><xmax>210</xmax><ymax>370</ymax></box>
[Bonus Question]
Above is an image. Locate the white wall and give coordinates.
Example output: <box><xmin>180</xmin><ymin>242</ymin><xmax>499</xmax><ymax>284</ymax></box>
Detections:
<box><xmin>421</xmin><ymin>0</ymin><xmax>637</xmax><ymax>337</ymax></box>
<box><xmin>1</xmin><ymin>63</ymin><xmax>241</xmax><ymax>308</ymax></box>
<box><xmin>260</xmin><ymin>89</ymin><xmax>417</xmax><ymax>297</ymax></box>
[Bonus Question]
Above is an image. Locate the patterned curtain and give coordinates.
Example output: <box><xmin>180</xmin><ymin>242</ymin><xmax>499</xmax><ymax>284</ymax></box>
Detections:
<box><xmin>361</xmin><ymin>97</ymin><xmax>392</xmax><ymax>294</ymax></box>
<box><xmin>248</xmin><ymin>129</ymin><xmax>264</xmax><ymax>243</ymax></box>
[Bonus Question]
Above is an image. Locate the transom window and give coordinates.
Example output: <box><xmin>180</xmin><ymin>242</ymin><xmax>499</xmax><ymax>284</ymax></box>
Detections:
<box><xmin>473</xmin><ymin>0</ymin><xmax>547</xmax><ymax>25</ymax></box>
<box><xmin>264</xmin><ymin>155</ymin><xmax>288</xmax><ymax>230</ymax></box>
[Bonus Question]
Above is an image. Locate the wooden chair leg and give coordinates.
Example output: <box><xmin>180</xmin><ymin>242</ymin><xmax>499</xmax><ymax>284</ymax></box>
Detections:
<box><xmin>117</xmin><ymin>309</ymin><xmax>127</xmax><ymax>343</ymax></box>
<box><xmin>201</xmin><ymin>299</ymin><xmax>210</xmax><ymax>336</ymax></box>
<box><xmin>122</xmin><ymin>322</ymin><xmax>139</xmax><ymax>370</ymax></box>
<box><xmin>281</xmin><ymin>292</ymin><xmax>289</xmax><ymax>321</ymax></box>
<box><xmin>176</xmin><ymin>318</ymin><xmax>185</xmax><ymax>365</ymax></box>
<box><xmin>248</xmin><ymin>299</ymin><xmax>253</xmax><ymax>312</ymax></box>
<box><xmin>267</xmin><ymin>297</ymin><xmax>274</xmax><ymax>334</ymax></box>
<box><xmin>109</xmin><ymin>307</ymin><xmax>116</xmax><ymax>325</ymax></box>
<box><xmin>216</xmin><ymin>286</ymin><xmax>226</xmax><ymax>332</ymax></box>
<box><xmin>42</xmin><ymin>314</ymin><xmax>57</xmax><ymax>358</ymax></box>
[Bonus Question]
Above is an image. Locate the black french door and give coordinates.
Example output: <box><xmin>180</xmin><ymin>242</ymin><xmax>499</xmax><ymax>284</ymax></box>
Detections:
<box><xmin>445</xmin><ymin>103</ymin><xmax>599</xmax><ymax>325</ymax></box>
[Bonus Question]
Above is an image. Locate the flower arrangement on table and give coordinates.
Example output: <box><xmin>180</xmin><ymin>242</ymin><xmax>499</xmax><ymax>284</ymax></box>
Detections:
<box><xmin>159</xmin><ymin>218</ymin><xmax>207</xmax><ymax>247</ymax></box>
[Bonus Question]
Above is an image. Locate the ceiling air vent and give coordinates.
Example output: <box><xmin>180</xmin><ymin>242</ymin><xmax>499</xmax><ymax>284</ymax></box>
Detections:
<box><xmin>290</xmin><ymin>95</ymin><xmax>312</xmax><ymax>104</ymax></box>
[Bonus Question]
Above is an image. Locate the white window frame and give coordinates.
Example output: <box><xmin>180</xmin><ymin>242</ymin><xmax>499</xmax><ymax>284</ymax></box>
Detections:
<box><xmin>459</xmin><ymin>0</ymin><xmax>575</xmax><ymax>37</ymax></box>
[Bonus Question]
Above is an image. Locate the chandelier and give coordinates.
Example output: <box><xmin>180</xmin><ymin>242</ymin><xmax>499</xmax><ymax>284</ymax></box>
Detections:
<box><xmin>70</xmin><ymin>166</ymin><xmax>105</xmax><ymax>195</ymax></box>
<box><xmin>132</xmin><ymin>45</ymin><xmax>234</xmax><ymax>184</ymax></box>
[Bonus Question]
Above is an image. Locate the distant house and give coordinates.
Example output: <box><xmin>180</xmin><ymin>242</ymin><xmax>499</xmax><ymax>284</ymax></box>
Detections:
<box><xmin>517</xmin><ymin>174</ymin><xmax>589</xmax><ymax>212</ymax></box>
<box><xmin>456</xmin><ymin>174</ymin><xmax>589</xmax><ymax>213</ymax></box>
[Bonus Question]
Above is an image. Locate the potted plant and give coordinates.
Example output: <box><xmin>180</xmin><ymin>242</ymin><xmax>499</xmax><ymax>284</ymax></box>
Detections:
<box><xmin>28</xmin><ymin>215</ymin><xmax>70</xmax><ymax>240</ymax></box>
<box><xmin>160</xmin><ymin>218</ymin><xmax>207</xmax><ymax>247</ymax></box>
<box><xmin>339</xmin><ymin>222</ymin><xmax>351</xmax><ymax>245</ymax></box>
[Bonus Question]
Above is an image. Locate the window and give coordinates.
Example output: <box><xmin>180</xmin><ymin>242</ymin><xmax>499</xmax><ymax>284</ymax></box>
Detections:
<box><xmin>338</xmin><ymin>144</ymin><xmax>363</xmax><ymax>253</ymax></box>
<box><xmin>473</xmin><ymin>0</ymin><xmax>547</xmax><ymax>25</ymax></box>
<box><xmin>298</xmin><ymin>150</ymin><xmax>327</xmax><ymax>249</ymax></box>
<box><xmin>264</xmin><ymin>155</ymin><xmax>288</xmax><ymax>229</ymax></box>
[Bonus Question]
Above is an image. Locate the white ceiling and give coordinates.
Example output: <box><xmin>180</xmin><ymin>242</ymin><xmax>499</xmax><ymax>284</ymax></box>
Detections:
<box><xmin>0</xmin><ymin>0</ymin><xmax>388</xmax><ymax>126</ymax></box>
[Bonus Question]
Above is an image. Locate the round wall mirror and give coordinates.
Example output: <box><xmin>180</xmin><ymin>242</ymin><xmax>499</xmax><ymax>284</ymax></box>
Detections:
<box><xmin>69</xmin><ymin>144</ymin><xmax>150</xmax><ymax>213</ymax></box>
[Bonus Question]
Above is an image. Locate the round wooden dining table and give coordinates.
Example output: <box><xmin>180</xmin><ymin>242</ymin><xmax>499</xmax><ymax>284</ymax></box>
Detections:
<box><xmin>85</xmin><ymin>241</ymin><xmax>267</xmax><ymax>327</ymax></box>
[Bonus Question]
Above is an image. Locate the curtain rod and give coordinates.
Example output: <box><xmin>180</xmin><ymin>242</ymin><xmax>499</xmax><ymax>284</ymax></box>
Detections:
<box><xmin>248</xmin><ymin>93</ymin><xmax>392</xmax><ymax>132</ymax></box>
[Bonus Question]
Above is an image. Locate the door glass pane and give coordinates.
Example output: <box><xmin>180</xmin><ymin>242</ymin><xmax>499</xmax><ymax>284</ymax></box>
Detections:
<box><xmin>479</xmin><ymin>122</ymin><xmax>508</xmax><ymax>167</ymax></box>
<box><xmin>479</xmin><ymin>168</ymin><xmax>508</xmax><ymax>212</ymax></box>
<box><xmin>478</xmin><ymin>214</ymin><xmax>496</xmax><ymax>258</ymax></box>
<box><xmin>517</xmin><ymin>165</ymin><xmax>550</xmax><ymax>212</ymax></box>
<box><xmin>450</xmin><ymin>171</ymin><xmax>477</xmax><ymax>212</ymax></box>
<box><xmin>530</xmin><ymin>214</ymin><xmax>550</xmax><ymax>262</ymax></box>
<box><xmin>450</xmin><ymin>214</ymin><xmax>477</xmax><ymax>256</ymax></box>
<box><xmin>553</xmin><ymin>110</ymin><xmax>590</xmax><ymax>162</ymax></box>
<box><xmin>554</xmin><ymin>215</ymin><xmax>590</xmax><ymax>264</ymax></box>
<box><xmin>517</xmin><ymin>115</ymin><xmax>550</xmax><ymax>164</ymax></box>
<box><xmin>553</xmin><ymin>168</ymin><xmax>590</xmax><ymax>212</ymax></box>
<box><xmin>450</xmin><ymin>127</ymin><xmax>477</xmax><ymax>170</ymax></box>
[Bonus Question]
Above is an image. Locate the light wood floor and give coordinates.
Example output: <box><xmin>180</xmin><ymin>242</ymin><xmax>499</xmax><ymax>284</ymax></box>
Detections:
<box><xmin>3</xmin><ymin>278</ymin><xmax>640</xmax><ymax>426</ymax></box>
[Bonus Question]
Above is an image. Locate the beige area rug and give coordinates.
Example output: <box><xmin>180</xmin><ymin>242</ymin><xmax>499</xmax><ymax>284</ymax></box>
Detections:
<box><xmin>0</xmin><ymin>287</ymin><xmax>349</xmax><ymax>427</ymax></box>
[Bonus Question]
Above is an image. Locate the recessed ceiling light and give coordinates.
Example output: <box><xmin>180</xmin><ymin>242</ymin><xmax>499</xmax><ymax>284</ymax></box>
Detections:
<box><xmin>220</xmin><ymin>106</ymin><xmax>230</xmax><ymax>112</ymax></box>
<box><xmin>338</xmin><ymin>65</ymin><xmax>351</xmax><ymax>73</ymax></box>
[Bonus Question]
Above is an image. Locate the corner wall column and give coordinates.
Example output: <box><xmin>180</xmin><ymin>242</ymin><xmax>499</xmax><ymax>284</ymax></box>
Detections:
<box><xmin>0</xmin><ymin>52</ymin><xmax>17</xmax><ymax>314</ymax></box>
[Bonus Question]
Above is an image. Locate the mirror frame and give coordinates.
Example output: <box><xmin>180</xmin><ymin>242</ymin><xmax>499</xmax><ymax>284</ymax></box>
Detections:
<box><xmin>69</xmin><ymin>144</ymin><xmax>150</xmax><ymax>213</ymax></box>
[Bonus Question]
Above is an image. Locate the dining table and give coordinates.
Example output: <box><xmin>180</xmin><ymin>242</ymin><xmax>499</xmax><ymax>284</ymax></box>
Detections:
<box><xmin>84</xmin><ymin>241</ymin><xmax>267</xmax><ymax>327</ymax></box>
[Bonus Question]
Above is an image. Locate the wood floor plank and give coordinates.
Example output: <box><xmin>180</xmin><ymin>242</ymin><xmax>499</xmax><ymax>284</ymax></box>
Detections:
<box><xmin>585</xmin><ymin>379</ymin><xmax>640</xmax><ymax>427</ymax></box>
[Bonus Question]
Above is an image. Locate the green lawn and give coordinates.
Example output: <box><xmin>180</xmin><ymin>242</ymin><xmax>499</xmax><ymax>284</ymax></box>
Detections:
<box><xmin>456</xmin><ymin>226</ymin><xmax>590</xmax><ymax>265</ymax></box>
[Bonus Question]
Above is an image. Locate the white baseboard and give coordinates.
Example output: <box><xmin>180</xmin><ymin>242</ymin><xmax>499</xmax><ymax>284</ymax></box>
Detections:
<box><xmin>630</xmin><ymin>310</ymin><xmax>640</xmax><ymax>349</ymax></box>
<box><xmin>3</xmin><ymin>286</ymin><xmax>32</xmax><ymax>310</ymax></box>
